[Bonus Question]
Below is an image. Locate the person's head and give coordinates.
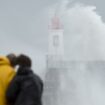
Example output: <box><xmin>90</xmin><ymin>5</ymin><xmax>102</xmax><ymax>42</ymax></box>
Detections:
<box><xmin>17</xmin><ymin>54</ymin><xmax>32</xmax><ymax>68</ymax></box>
<box><xmin>6</xmin><ymin>53</ymin><xmax>17</xmax><ymax>67</ymax></box>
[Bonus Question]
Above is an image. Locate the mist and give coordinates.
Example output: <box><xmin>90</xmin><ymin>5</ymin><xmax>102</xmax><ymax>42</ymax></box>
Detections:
<box><xmin>62</xmin><ymin>4</ymin><xmax>105</xmax><ymax>60</ymax></box>
<box><xmin>43</xmin><ymin>2</ymin><xmax>105</xmax><ymax>105</ymax></box>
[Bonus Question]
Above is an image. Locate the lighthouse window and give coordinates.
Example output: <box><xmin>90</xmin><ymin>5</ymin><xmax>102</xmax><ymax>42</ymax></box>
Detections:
<box><xmin>53</xmin><ymin>35</ymin><xmax>59</xmax><ymax>47</ymax></box>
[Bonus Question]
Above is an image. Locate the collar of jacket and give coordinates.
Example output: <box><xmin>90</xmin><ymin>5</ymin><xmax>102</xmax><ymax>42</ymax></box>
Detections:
<box><xmin>0</xmin><ymin>56</ymin><xmax>10</xmax><ymax>65</ymax></box>
<box><xmin>17</xmin><ymin>66</ymin><xmax>33</xmax><ymax>75</ymax></box>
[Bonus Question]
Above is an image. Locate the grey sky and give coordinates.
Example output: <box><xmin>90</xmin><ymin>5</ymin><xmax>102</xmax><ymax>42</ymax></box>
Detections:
<box><xmin>0</xmin><ymin>0</ymin><xmax>105</xmax><ymax>76</ymax></box>
<box><xmin>0</xmin><ymin>0</ymin><xmax>105</xmax><ymax>52</ymax></box>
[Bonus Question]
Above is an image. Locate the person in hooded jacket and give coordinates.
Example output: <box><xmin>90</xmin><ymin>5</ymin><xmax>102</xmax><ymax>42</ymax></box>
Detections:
<box><xmin>0</xmin><ymin>54</ymin><xmax>16</xmax><ymax>105</ymax></box>
<box><xmin>6</xmin><ymin>54</ymin><xmax>43</xmax><ymax>105</ymax></box>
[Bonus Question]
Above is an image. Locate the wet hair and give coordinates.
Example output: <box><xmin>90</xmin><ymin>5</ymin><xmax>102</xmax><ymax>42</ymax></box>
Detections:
<box><xmin>17</xmin><ymin>54</ymin><xmax>32</xmax><ymax>68</ymax></box>
<box><xmin>6</xmin><ymin>53</ymin><xmax>17</xmax><ymax>67</ymax></box>
<box><xmin>7</xmin><ymin>53</ymin><xmax>32</xmax><ymax>68</ymax></box>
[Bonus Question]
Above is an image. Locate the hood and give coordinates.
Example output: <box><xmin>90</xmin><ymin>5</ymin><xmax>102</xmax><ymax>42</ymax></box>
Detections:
<box><xmin>0</xmin><ymin>56</ymin><xmax>10</xmax><ymax>65</ymax></box>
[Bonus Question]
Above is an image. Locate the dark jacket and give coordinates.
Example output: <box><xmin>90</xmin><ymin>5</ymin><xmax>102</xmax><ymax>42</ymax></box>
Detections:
<box><xmin>6</xmin><ymin>66</ymin><xmax>43</xmax><ymax>105</ymax></box>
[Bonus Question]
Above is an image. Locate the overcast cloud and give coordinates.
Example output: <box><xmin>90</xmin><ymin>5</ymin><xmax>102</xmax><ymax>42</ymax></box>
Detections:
<box><xmin>0</xmin><ymin>0</ymin><xmax>105</xmax><ymax>77</ymax></box>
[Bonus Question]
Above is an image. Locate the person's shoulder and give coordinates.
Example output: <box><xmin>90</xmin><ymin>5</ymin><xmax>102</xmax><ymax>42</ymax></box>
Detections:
<box><xmin>29</xmin><ymin>72</ymin><xmax>43</xmax><ymax>87</ymax></box>
<box><xmin>33</xmin><ymin>73</ymin><xmax>43</xmax><ymax>82</ymax></box>
<box><xmin>30</xmin><ymin>73</ymin><xmax>43</xmax><ymax>92</ymax></box>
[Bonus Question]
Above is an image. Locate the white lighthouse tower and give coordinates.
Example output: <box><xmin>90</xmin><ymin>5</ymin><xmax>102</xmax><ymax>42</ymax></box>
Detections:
<box><xmin>43</xmin><ymin>15</ymin><xmax>65</xmax><ymax>105</ymax></box>
<box><xmin>48</xmin><ymin>14</ymin><xmax>64</xmax><ymax>61</ymax></box>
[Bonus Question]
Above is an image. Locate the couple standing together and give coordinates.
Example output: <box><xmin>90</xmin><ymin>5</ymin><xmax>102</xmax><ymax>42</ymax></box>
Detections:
<box><xmin>0</xmin><ymin>53</ymin><xmax>43</xmax><ymax>105</ymax></box>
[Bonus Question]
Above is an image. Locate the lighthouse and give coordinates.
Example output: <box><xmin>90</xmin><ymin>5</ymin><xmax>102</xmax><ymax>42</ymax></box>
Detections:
<box><xmin>43</xmin><ymin>15</ymin><xmax>65</xmax><ymax>105</ymax></box>
<box><xmin>48</xmin><ymin>14</ymin><xmax>64</xmax><ymax>62</ymax></box>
